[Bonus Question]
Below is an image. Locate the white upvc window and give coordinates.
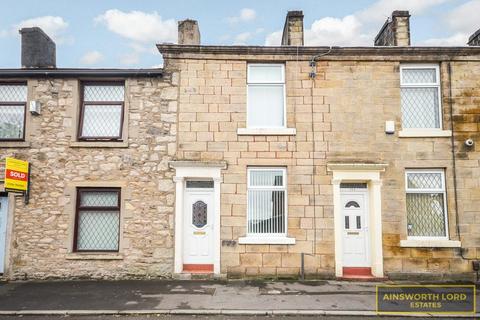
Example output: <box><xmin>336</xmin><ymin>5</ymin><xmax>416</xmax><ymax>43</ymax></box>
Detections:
<box><xmin>405</xmin><ymin>169</ymin><xmax>448</xmax><ymax>240</ymax></box>
<box><xmin>400</xmin><ymin>64</ymin><xmax>442</xmax><ymax>130</ymax></box>
<box><xmin>247</xmin><ymin>64</ymin><xmax>286</xmax><ymax>129</ymax></box>
<box><xmin>247</xmin><ymin>167</ymin><xmax>287</xmax><ymax>237</ymax></box>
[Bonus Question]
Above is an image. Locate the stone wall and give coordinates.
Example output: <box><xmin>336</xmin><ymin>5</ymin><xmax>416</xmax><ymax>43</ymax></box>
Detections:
<box><xmin>165</xmin><ymin>54</ymin><xmax>477</xmax><ymax>279</ymax></box>
<box><xmin>1</xmin><ymin>74</ymin><xmax>178</xmax><ymax>280</ymax></box>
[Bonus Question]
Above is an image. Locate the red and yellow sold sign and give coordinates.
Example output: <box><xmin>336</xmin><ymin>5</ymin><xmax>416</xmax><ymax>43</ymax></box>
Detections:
<box><xmin>4</xmin><ymin>157</ymin><xmax>29</xmax><ymax>192</ymax></box>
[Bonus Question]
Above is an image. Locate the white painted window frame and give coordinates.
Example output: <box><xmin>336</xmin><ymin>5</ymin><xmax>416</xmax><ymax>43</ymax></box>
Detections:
<box><xmin>405</xmin><ymin>168</ymin><xmax>449</xmax><ymax>241</ymax></box>
<box><xmin>399</xmin><ymin>64</ymin><xmax>443</xmax><ymax>131</ymax></box>
<box><xmin>239</xmin><ymin>167</ymin><xmax>295</xmax><ymax>244</ymax></box>
<box><xmin>246</xmin><ymin>64</ymin><xmax>286</xmax><ymax>129</ymax></box>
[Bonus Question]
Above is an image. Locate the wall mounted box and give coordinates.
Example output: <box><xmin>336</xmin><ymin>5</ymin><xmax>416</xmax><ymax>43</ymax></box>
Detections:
<box><xmin>385</xmin><ymin>121</ymin><xmax>395</xmax><ymax>134</ymax></box>
<box><xmin>29</xmin><ymin>101</ymin><xmax>41</xmax><ymax>115</ymax></box>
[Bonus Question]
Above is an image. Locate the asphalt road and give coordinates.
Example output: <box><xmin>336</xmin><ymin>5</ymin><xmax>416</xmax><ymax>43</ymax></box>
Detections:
<box><xmin>0</xmin><ymin>316</ymin><xmax>462</xmax><ymax>320</ymax></box>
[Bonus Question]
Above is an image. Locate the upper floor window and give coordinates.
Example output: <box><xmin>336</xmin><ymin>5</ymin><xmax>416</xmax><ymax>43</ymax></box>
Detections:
<box><xmin>0</xmin><ymin>83</ymin><xmax>27</xmax><ymax>141</ymax></box>
<box><xmin>247</xmin><ymin>167</ymin><xmax>287</xmax><ymax>236</ymax></box>
<box><xmin>400</xmin><ymin>64</ymin><xmax>442</xmax><ymax>130</ymax></box>
<box><xmin>247</xmin><ymin>64</ymin><xmax>285</xmax><ymax>129</ymax></box>
<box><xmin>74</xmin><ymin>188</ymin><xmax>121</xmax><ymax>252</ymax></box>
<box><xmin>78</xmin><ymin>82</ymin><xmax>125</xmax><ymax>140</ymax></box>
<box><xmin>405</xmin><ymin>169</ymin><xmax>448</xmax><ymax>239</ymax></box>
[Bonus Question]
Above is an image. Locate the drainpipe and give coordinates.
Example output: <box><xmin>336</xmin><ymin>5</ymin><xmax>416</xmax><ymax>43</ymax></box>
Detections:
<box><xmin>447</xmin><ymin>62</ymin><xmax>476</xmax><ymax>270</ymax></box>
<box><xmin>302</xmin><ymin>48</ymin><xmax>332</xmax><ymax>279</ymax></box>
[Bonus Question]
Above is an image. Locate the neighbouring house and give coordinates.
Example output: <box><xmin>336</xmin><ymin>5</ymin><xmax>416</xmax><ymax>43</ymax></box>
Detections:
<box><xmin>0</xmin><ymin>27</ymin><xmax>178</xmax><ymax>279</ymax></box>
<box><xmin>0</xmin><ymin>10</ymin><xmax>479</xmax><ymax>281</ymax></box>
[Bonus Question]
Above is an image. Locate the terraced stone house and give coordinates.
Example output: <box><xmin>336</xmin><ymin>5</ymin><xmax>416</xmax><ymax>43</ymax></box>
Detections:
<box><xmin>0</xmin><ymin>10</ymin><xmax>479</xmax><ymax>281</ymax></box>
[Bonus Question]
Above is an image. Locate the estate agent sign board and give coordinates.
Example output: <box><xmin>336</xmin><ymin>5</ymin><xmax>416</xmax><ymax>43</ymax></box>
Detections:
<box><xmin>4</xmin><ymin>157</ymin><xmax>30</xmax><ymax>203</ymax></box>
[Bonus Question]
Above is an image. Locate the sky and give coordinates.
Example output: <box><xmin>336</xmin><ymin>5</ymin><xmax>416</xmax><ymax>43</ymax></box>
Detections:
<box><xmin>0</xmin><ymin>0</ymin><xmax>478</xmax><ymax>69</ymax></box>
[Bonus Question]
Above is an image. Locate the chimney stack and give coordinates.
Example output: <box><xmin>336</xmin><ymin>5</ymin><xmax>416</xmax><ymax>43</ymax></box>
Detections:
<box><xmin>281</xmin><ymin>11</ymin><xmax>304</xmax><ymax>46</ymax></box>
<box><xmin>178</xmin><ymin>20</ymin><xmax>200</xmax><ymax>45</ymax></box>
<box><xmin>19</xmin><ymin>27</ymin><xmax>56</xmax><ymax>68</ymax></box>
<box><xmin>468</xmin><ymin>28</ymin><xmax>480</xmax><ymax>46</ymax></box>
<box><xmin>374</xmin><ymin>10</ymin><xmax>411</xmax><ymax>46</ymax></box>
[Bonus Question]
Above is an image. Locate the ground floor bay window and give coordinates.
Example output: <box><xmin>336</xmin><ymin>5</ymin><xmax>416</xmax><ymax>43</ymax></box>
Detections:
<box><xmin>239</xmin><ymin>167</ymin><xmax>295</xmax><ymax>244</ymax></box>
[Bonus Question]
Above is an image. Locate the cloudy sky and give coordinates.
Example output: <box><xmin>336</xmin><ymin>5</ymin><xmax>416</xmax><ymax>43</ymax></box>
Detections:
<box><xmin>0</xmin><ymin>0</ymin><xmax>478</xmax><ymax>68</ymax></box>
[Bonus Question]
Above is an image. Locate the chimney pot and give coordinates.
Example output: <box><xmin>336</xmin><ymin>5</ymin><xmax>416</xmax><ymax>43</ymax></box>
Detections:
<box><xmin>281</xmin><ymin>10</ymin><xmax>304</xmax><ymax>46</ymax></box>
<box><xmin>178</xmin><ymin>20</ymin><xmax>200</xmax><ymax>45</ymax></box>
<box><xmin>468</xmin><ymin>28</ymin><xmax>480</xmax><ymax>46</ymax></box>
<box><xmin>374</xmin><ymin>10</ymin><xmax>411</xmax><ymax>46</ymax></box>
<box><xmin>19</xmin><ymin>27</ymin><xmax>56</xmax><ymax>68</ymax></box>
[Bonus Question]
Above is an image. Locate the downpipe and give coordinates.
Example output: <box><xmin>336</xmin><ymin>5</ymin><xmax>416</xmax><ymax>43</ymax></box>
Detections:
<box><xmin>447</xmin><ymin>61</ymin><xmax>479</xmax><ymax>283</ymax></box>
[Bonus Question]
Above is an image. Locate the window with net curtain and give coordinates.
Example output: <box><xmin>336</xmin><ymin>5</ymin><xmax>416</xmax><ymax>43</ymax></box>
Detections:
<box><xmin>75</xmin><ymin>188</ymin><xmax>121</xmax><ymax>251</ymax></box>
<box><xmin>400</xmin><ymin>65</ymin><xmax>442</xmax><ymax>129</ymax></box>
<box><xmin>405</xmin><ymin>170</ymin><xmax>448</xmax><ymax>239</ymax></box>
<box><xmin>0</xmin><ymin>84</ymin><xmax>27</xmax><ymax>140</ymax></box>
<box><xmin>247</xmin><ymin>64</ymin><xmax>285</xmax><ymax>128</ymax></box>
<box><xmin>247</xmin><ymin>168</ymin><xmax>286</xmax><ymax>236</ymax></box>
<box><xmin>79</xmin><ymin>83</ymin><xmax>125</xmax><ymax>140</ymax></box>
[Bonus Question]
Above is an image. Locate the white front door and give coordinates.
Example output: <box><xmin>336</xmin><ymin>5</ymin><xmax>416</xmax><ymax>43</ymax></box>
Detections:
<box><xmin>183</xmin><ymin>188</ymin><xmax>214</xmax><ymax>265</ymax></box>
<box><xmin>0</xmin><ymin>196</ymin><xmax>8</xmax><ymax>274</ymax></box>
<box><xmin>341</xmin><ymin>191</ymin><xmax>370</xmax><ymax>267</ymax></box>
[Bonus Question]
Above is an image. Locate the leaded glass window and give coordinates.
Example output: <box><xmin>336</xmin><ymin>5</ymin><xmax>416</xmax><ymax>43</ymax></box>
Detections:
<box><xmin>192</xmin><ymin>201</ymin><xmax>207</xmax><ymax>228</ymax></box>
<box><xmin>75</xmin><ymin>188</ymin><xmax>121</xmax><ymax>251</ymax></box>
<box><xmin>247</xmin><ymin>168</ymin><xmax>286</xmax><ymax>235</ymax></box>
<box><xmin>405</xmin><ymin>170</ymin><xmax>447</xmax><ymax>238</ymax></box>
<box><xmin>345</xmin><ymin>201</ymin><xmax>360</xmax><ymax>208</ymax></box>
<box><xmin>400</xmin><ymin>65</ymin><xmax>442</xmax><ymax>129</ymax></box>
<box><xmin>0</xmin><ymin>84</ymin><xmax>27</xmax><ymax>140</ymax></box>
<box><xmin>79</xmin><ymin>83</ymin><xmax>124</xmax><ymax>140</ymax></box>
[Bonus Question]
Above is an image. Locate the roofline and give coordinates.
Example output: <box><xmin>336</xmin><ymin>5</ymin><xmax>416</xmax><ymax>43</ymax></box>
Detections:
<box><xmin>468</xmin><ymin>29</ymin><xmax>480</xmax><ymax>45</ymax></box>
<box><xmin>373</xmin><ymin>18</ymin><xmax>391</xmax><ymax>43</ymax></box>
<box><xmin>157</xmin><ymin>44</ymin><xmax>480</xmax><ymax>57</ymax></box>
<box><xmin>0</xmin><ymin>68</ymin><xmax>163</xmax><ymax>78</ymax></box>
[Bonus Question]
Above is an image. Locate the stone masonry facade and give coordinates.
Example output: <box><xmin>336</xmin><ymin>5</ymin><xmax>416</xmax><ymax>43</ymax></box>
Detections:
<box><xmin>1</xmin><ymin>74</ymin><xmax>179</xmax><ymax>279</ymax></box>
<box><xmin>1</xmin><ymin>9</ymin><xmax>480</xmax><ymax>281</ymax></box>
<box><xmin>160</xmin><ymin>47</ymin><xmax>480</xmax><ymax>280</ymax></box>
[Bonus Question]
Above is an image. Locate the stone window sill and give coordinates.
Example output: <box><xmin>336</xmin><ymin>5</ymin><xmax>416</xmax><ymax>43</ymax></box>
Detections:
<box><xmin>238</xmin><ymin>236</ymin><xmax>296</xmax><ymax>245</ymax></box>
<box><xmin>66</xmin><ymin>253</ymin><xmax>124</xmax><ymax>260</ymax></box>
<box><xmin>400</xmin><ymin>239</ymin><xmax>461</xmax><ymax>248</ymax></box>
<box><xmin>70</xmin><ymin>141</ymin><xmax>129</xmax><ymax>148</ymax></box>
<box><xmin>398</xmin><ymin>129</ymin><xmax>452</xmax><ymax>138</ymax></box>
<box><xmin>0</xmin><ymin>141</ymin><xmax>31</xmax><ymax>148</ymax></box>
<box><xmin>237</xmin><ymin>128</ymin><xmax>296</xmax><ymax>136</ymax></box>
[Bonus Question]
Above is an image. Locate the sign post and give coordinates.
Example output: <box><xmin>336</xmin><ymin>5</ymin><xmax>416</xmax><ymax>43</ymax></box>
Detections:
<box><xmin>4</xmin><ymin>157</ymin><xmax>30</xmax><ymax>204</ymax></box>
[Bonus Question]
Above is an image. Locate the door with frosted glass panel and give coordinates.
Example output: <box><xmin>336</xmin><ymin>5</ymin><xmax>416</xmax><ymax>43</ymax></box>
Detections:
<box><xmin>341</xmin><ymin>192</ymin><xmax>370</xmax><ymax>267</ymax></box>
<box><xmin>183</xmin><ymin>181</ymin><xmax>214</xmax><ymax>265</ymax></box>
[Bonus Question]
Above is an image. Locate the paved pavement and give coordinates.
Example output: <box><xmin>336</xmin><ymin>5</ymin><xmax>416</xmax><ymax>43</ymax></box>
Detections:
<box><xmin>0</xmin><ymin>280</ymin><xmax>374</xmax><ymax>312</ymax></box>
<box><xmin>0</xmin><ymin>316</ymin><xmax>457</xmax><ymax>320</ymax></box>
<box><xmin>0</xmin><ymin>280</ymin><xmax>477</xmax><ymax>318</ymax></box>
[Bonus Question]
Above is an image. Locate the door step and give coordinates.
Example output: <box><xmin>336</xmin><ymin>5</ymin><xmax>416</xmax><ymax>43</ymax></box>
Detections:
<box><xmin>339</xmin><ymin>267</ymin><xmax>387</xmax><ymax>281</ymax></box>
<box><xmin>343</xmin><ymin>267</ymin><xmax>372</xmax><ymax>276</ymax></box>
<box><xmin>338</xmin><ymin>275</ymin><xmax>387</xmax><ymax>281</ymax></box>
<box><xmin>182</xmin><ymin>264</ymin><xmax>213</xmax><ymax>273</ymax></box>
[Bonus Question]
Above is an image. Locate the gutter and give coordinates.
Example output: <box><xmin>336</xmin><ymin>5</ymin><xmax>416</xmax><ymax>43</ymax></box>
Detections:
<box><xmin>0</xmin><ymin>68</ymin><xmax>164</xmax><ymax>78</ymax></box>
<box><xmin>156</xmin><ymin>44</ymin><xmax>480</xmax><ymax>57</ymax></box>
